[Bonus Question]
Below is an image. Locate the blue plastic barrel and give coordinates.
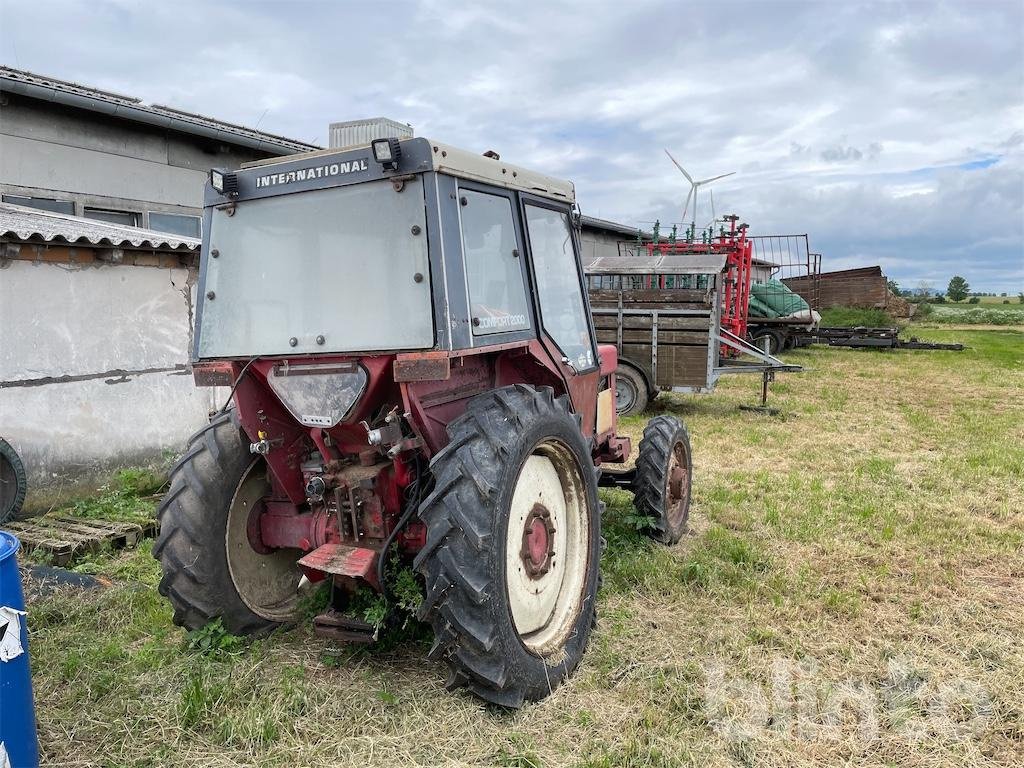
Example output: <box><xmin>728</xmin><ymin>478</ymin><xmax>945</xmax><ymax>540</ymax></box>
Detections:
<box><xmin>0</xmin><ymin>531</ymin><xmax>39</xmax><ymax>768</ymax></box>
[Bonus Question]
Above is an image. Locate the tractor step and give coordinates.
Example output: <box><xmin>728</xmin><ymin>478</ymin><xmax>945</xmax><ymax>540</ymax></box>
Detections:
<box><xmin>297</xmin><ymin>542</ymin><xmax>380</xmax><ymax>587</ymax></box>
<box><xmin>312</xmin><ymin>609</ymin><xmax>377</xmax><ymax>644</ymax></box>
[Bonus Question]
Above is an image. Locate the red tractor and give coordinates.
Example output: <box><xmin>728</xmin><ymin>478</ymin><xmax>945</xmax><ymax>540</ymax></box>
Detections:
<box><xmin>154</xmin><ymin>136</ymin><xmax>692</xmax><ymax>707</ymax></box>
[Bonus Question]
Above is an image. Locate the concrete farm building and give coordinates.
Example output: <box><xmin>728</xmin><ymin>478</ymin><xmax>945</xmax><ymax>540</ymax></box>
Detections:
<box><xmin>0</xmin><ymin>67</ymin><xmax>318</xmax><ymax>501</ymax></box>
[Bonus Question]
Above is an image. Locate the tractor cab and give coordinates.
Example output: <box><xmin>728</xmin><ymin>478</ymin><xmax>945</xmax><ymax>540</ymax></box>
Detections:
<box><xmin>194</xmin><ymin>137</ymin><xmax>617</xmax><ymax>451</ymax></box>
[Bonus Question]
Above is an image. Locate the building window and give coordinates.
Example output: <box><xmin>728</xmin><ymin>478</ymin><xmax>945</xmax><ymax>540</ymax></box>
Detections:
<box><xmin>2</xmin><ymin>195</ymin><xmax>75</xmax><ymax>215</ymax></box>
<box><xmin>83</xmin><ymin>207</ymin><xmax>140</xmax><ymax>227</ymax></box>
<box><xmin>148</xmin><ymin>212</ymin><xmax>201</xmax><ymax>238</ymax></box>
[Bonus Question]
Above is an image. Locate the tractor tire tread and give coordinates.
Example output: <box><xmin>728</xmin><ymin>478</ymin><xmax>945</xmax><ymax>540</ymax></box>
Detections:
<box><xmin>633</xmin><ymin>415</ymin><xmax>692</xmax><ymax>545</ymax></box>
<box><xmin>152</xmin><ymin>410</ymin><xmax>275</xmax><ymax>635</ymax></box>
<box><xmin>414</xmin><ymin>384</ymin><xmax>600</xmax><ymax>708</ymax></box>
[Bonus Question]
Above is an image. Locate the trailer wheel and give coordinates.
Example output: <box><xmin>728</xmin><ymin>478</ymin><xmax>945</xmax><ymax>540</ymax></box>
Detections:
<box><xmin>614</xmin><ymin>364</ymin><xmax>649</xmax><ymax>416</ymax></box>
<box><xmin>0</xmin><ymin>438</ymin><xmax>27</xmax><ymax>525</ymax></box>
<box><xmin>633</xmin><ymin>415</ymin><xmax>692</xmax><ymax>545</ymax></box>
<box><xmin>153</xmin><ymin>411</ymin><xmax>305</xmax><ymax>634</ymax></box>
<box><xmin>750</xmin><ymin>328</ymin><xmax>785</xmax><ymax>356</ymax></box>
<box><xmin>415</xmin><ymin>384</ymin><xmax>601</xmax><ymax>708</ymax></box>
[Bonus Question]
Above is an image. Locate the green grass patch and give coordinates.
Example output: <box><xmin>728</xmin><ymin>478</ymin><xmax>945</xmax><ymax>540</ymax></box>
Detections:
<box><xmin>62</xmin><ymin>467</ymin><xmax>164</xmax><ymax>525</ymax></box>
<box><xmin>819</xmin><ymin>306</ymin><xmax>894</xmax><ymax>327</ymax></box>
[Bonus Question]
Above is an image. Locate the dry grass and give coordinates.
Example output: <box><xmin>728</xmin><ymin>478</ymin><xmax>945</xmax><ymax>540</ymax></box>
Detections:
<box><xmin>25</xmin><ymin>325</ymin><xmax>1024</xmax><ymax>767</ymax></box>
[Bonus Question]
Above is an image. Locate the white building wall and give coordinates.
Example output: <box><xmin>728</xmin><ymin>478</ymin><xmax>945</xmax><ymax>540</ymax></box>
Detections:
<box><xmin>0</xmin><ymin>259</ymin><xmax>220</xmax><ymax>499</ymax></box>
<box><xmin>1</xmin><ymin>134</ymin><xmax>207</xmax><ymax>208</ymax></box>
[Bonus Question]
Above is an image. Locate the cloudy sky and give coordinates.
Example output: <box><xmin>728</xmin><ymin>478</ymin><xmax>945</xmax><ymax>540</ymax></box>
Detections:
<box><xmin>2</xmin><ymin>0</ymin><xmax>1021</xmax><ymax>292</ymax></box>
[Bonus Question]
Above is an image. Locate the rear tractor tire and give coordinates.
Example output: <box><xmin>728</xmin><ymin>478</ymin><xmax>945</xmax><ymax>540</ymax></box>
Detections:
<box><xmin>415</xmin><ymin>384</ymin><xmax>602</xmax><ymax>708</ymax></box>
<box><xmin>153</xmin><ymin>411</ymin><xmax>306</xmax><ymax>635</ymax></box>
<box><xmin>614</xmin><ymin>364</ymin><xmax>649</xmax><ymax>417</ymax></box>
<box><xmin>633</xmin><ymin>415</ymin><xmax>692</xmax><ymax>545</ymax></box>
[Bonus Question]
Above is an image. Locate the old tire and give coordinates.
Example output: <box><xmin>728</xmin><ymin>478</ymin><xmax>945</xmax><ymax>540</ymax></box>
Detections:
<box><xmin>614</xmin><ymin>364</ymin><xmax>649</xmax><ymax>416</ymax></box>
<box><xmin>153</xmin><ymin>411</ymin><xmax>305</xmax><ymax>634</ymax></box>
<box><xmin>414</xmin><ymin>384</ymin><xmax>601</xmax><ymax>708</ymax></box>
<box><xmin>0</xmin><ymin>438</ymin><xmax>27</xmax><ymax>525</ymax></box>
<box><xmin>633</xmin><ymin>415</ymin><xmax>692</xmax><ymax>545</ymax></box>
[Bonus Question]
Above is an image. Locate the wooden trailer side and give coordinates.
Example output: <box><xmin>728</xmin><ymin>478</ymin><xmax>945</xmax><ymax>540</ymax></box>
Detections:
<box><xmin>589</xmin><ymin>288</ymin><xmax>715</xmax><ymax>391</ymax></box>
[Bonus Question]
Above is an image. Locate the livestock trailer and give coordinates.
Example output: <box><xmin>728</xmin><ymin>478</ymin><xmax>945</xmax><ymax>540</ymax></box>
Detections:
<box><xmin>585</xmin><ymin>249</ymin><xmax>796</xmax><ymax>415</ymax></box>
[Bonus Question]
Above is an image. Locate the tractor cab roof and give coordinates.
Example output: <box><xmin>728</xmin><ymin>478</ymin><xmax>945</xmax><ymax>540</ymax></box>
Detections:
<box><xmin>242</xmin><ymin>137</ymin><xmax>575</xmax><ymax>204</ymax></box>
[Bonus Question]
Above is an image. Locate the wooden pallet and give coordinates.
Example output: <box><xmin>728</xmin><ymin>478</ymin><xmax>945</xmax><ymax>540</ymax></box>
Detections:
<box><xmin>3</xmin><ymin>515</ymin><xmax>158</xmax><ymax>566</ymax></box>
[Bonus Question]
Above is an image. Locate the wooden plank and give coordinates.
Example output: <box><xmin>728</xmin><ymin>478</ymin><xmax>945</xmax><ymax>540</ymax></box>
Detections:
<box><xmin>5</xmin><ymin>515</ymin><xmax>151</xmax><ymax>566</ymax></box>
<box><xmin>593</xmin><ymin>315</ymin><xmax>712</xmax><ymax>332</ymax></box>
<box><xmin>655</xmin><ymin>345</ymin><xmax>710</xmax><ymax>388</ymax></box>
<box><xmin>645</xmin><ymin>330</ymin><xmax>708</xmax><ymax>345</ymax></box>
<box><xmin>590</xmin><ymin>299</ymin><xmax>709</xmax><ymax>312</ymax></box>
<box><xmin>12</xmin><ymin>518</ymin><xmax>98</xmax><ymax>544</ymax></box>
<box><xmin>590</xmin><ymin>288</ymin><xmax>709</xmax><ymax>305</ymax></box>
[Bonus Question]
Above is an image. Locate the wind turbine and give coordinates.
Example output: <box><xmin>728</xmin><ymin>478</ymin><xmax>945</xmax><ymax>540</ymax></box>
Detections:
<box><xmin>706</xmin><ymin>189</ymin><xmax>717</xmax><ymax>229</ymax></box>
<box><xmin>664</xmin><ymin>149</ymin><xmax>735</xmax><ymax>232</ymax></box>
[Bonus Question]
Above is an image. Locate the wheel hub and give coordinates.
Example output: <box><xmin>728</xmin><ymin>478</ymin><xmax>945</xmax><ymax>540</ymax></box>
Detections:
<box><xmin>666</xmin><ymin>442</ymin><xmax>690</xmax><ymax>524</ymax></box>
<box><xmin>520</xmin><ymin>503</ymin><xmax>556</xmax><ymax>579</ymax></box>
<box><xmin>669</xmin><ymin>465</ymin><xmax>686</xmax><ymax>500</ymax></box>
<box><xmin>615</xmin><ymin>378</ymin><xmax>635</xmax><ymax>411</ymax></box>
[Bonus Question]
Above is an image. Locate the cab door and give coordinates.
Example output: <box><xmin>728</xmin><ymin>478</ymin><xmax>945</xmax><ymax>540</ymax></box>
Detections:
<box><xmin>520</xmin><ymin>195</ymin><xmax>602</xmax><ymax>431</ymax></box>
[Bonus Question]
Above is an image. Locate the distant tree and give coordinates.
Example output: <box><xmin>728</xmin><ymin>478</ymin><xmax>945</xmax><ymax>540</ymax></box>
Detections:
<box><xmin>947</xmin><ymin>275</ymin><xmax>969</xmax><ymax>303</ymax></box>
<box><xmin>1018</xmin><ymin>292</ymin><xmax>1024</xmax><ymax>304</ymax></box>
<box><xmin>932</xmin><ymin>294</ymin><xmax>946</xmax><ymax>303</ymax></box>
<box><xmin>916</xmin><ymin>280</ymin><xmax>934</xmax><ymax>297</ymax></box>
<box><xmin>887</xmin><ymin>279</ymin><xmax>901</xmax><ymax>295</ymax></box>
<box><xmin>1001</xmin><ymin>292</ymin><xmax>1007</xmax><ymax>297</ymax></box>
<box><xmin>968</xmin><ymin>296</ymin><xmax>980</xmax><ymax>304</ymax></box>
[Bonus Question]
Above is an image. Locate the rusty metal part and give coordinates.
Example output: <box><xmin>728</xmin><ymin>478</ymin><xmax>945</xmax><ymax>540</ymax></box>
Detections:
<box><xmin>312</xmin><ymin>609</ymin><xmax>377</xmax><ymax>644</ymax></box>
<box><xmin>298</xmin><ymin>542</ymin><xmax>379</xmax><ymax>589</ymax></box>
<box><xmin>394</xmin><ymin>352</ymin><xmax>453</xmax><ymax>382</ymax></box>
<box><xmin>192</xmin><ymin>360</ymin><xmax>235</xmax><ymax>387</ymax></box>
<box><xmin>520</xmin><ymin>503</ymin><xmax>557</xmax><ymax>579</ymax></box>
<box><xmin>665</xmin><ymin>441</ymin><xmax>690</xmax><ymax>529</ymax></box>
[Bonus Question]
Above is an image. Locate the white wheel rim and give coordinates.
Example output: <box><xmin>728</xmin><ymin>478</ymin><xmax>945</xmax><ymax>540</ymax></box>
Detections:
<box><xmin>225</xmin><ymin>460</ymin><xmax>307</xmax><ymax>622</ymax></box>
<box><xmin>505</xmin><ymin>439</ymin><xmax>590</xmax><ymax>656</ymax></box>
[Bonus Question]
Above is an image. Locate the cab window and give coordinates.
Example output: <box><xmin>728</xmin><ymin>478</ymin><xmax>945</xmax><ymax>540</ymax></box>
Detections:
<box><xmin>460</xmin><ymin>190</ymin><xmax>530</xmax><ymax>335</ymax></box>
<box><xmin>524</xmin><ymin>204</ymin><xmax>596</xmax><ymax>370</ymax></box>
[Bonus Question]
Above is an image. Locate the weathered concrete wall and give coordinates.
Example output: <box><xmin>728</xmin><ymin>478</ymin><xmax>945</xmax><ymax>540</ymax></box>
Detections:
<box><xmin>0</xmin><ymin>258</ymin><xmax>220</xmax><ymax>501</ymax></box>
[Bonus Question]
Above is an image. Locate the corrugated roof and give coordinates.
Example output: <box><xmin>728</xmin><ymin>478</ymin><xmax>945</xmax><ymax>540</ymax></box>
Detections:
<box><xmin>581</xmin><ymin>215</ymin><xmax>643</xmax><ymax>238</ymax></box>
<box><xmin>0</xmin><ymin>66</ymin><xmax>320</xmax><ymax>154</ymax></box>
<box><xmin>0</xmin><ymin>203</ymin><xmax>200</xmax><ymax>251</ymax></box>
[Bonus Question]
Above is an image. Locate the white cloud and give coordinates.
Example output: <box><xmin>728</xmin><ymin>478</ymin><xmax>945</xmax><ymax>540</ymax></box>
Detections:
<box><xmin>0</xmin><ymin>0</ymin><xmax>1021</xmax><ymax>291</ymax></box>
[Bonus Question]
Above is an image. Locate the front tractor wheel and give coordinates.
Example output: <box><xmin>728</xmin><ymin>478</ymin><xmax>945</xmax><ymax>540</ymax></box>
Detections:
<box><xmin>633</xmin><ymin>415</ymin><xmax>692</xmax><ymax>545</ymax></box>
<box><xmin>153</xmin><ymin>411</ymin><xmax>306</xmax><ymax>634</ymax></box>
<box><xmin>415</xmin><ymin>385</ymin><xmax>601</xmax><ymax>708</ymax></box>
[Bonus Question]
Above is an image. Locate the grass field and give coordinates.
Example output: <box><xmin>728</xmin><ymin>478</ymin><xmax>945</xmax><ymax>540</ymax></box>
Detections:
<box><xmin>23</xmin><ymin>324</ymin><xmax>1024</xmax><ymax>767</ymax></box>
